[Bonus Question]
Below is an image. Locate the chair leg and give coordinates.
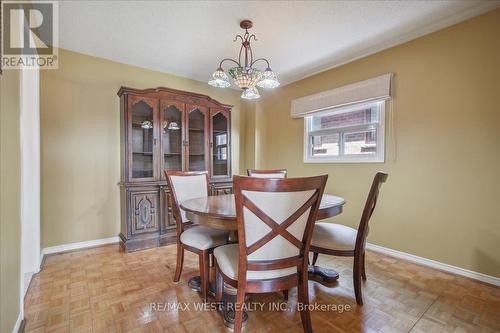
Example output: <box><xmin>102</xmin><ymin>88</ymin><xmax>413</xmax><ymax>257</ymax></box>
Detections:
<box><xmin>173</xmin><ymin>243</ymin><xmax>184</xmax><ymax>282</ymax></box>
<box><xmin>353</xmin><ymin>255</ymin><xmax>363</xmax><ymax>305</ymax></box>
<box><xmin>233</xmin><ymin>287</ymin><xmax>246</xmax><ymax>333</ymax></box>
<box><xmin>283</xmin><ymin>289</ymin><xmax>289</xmax><ymax>301</ymax></box>
<box><xmin>297</xmin><ymin>272</ymin><xmax>312</xmax><ymax>333</ymax></box>
<box><xmin>361</xmin><ymin>251</ymin><xmax>367</xmax><ymax>280</ymax></box>
<box><xmin>199</xmin><ymin>250</ymin><xmax>210</xmax><ymax>303</ymax></box>
<box><xmin>312</xmin><ymin>252</ymin><xmax>319</xmax><ymax>266</ymax></box>
<box><xmin>215</xmin><ymin>264</ymin><xmax>223</xmax><ymax>303</ymax></box>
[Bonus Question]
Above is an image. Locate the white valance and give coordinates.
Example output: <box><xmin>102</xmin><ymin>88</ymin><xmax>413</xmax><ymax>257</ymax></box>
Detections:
<box><xmin>291</xmin><ymin>73</ymin><xmax>393</xmax><ymax>118</ymax></box>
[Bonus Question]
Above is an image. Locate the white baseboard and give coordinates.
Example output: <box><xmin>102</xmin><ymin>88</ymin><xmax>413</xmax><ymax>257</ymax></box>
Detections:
<box><xmin>38</xmin><ymin>237</ymin><xmax>500</xmax><ymax>287</ymax></box>
<box><xmin>366</xmin><ymin>243</ymin><xmax>500</xmax><ymax>287</ymax></box>
<box><xmin>41</xmin><ymin>236</ymin><xmax>119</xmax><ymax>258</ymax></box>
<box><xmin>12</xmin><ymin>311</ymin><xmax>23</xmax><ymax>333</ymax></box>
<box><xmin>23</xmin><ymin>271</ymin><xmax>36</xmax><ymax>296</ymax></box>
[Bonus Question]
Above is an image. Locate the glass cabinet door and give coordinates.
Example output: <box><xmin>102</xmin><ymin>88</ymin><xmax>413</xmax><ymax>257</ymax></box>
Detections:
<box><xmin>187</xmin><ymin>106</ymin><xmax>208</xmax><ymax>171</ymax></box>
<box><xmin>129</xmin><ymin>97</ymin><xmax>158</xmax><ymax>180</ymax></box>
<box><xmin>160</xmin><ymin>101</ymin><xmax>184</xmax><ymax>177</ymax></box>
<box><xmin>210</xmin><ymin>109</ymin><xmax>230</xmax><ymax>177</ymax></box>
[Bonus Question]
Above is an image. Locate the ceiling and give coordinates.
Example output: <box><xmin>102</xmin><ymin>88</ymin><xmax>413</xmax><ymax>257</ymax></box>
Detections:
<box><xmin>59</xmin><ymin>1</ymin><xmax>499</xmax><ymax>86</ymax></box>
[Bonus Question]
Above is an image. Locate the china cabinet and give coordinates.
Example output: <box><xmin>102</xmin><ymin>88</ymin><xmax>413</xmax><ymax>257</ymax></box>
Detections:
<box><xmin>118</xmin><ymin>87</ymin><xmax>233</xmax><ymax>252</ymax></box>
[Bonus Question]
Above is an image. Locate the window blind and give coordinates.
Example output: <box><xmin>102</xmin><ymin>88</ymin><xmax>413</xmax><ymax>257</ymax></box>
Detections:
<box><xmin>291</xmin><ymin>73</ymin><xmax>393</xmax><ymax>118</ymax></box>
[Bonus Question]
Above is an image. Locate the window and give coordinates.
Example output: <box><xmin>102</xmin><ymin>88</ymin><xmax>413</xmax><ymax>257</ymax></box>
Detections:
<box><xmin>304</xmin><ymin>101</ymin><xmax>385</xmax><ymax>163</ymax></box>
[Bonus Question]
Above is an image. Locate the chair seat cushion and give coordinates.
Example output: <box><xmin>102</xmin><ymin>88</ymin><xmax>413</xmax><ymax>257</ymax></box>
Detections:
<box><xmin>311</xmin><ymin>223</ymin><xmax>358</xmax><ymax>251</ymax></box>
<box><xmin>213</xmin><ymin>244</ymin><xmax>297</xmax><ymax>281</ymax></box>
<box><xmin>180</xmin><ymin>226</ymin><xmax>229</xmax><ymax>250</ymax></box>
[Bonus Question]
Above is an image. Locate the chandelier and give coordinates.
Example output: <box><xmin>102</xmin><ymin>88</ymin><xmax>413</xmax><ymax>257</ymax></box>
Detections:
<box><xmin>208</xmin><ymin>20</ymin><xmax>279</xmax><ymax>100</ymax></box>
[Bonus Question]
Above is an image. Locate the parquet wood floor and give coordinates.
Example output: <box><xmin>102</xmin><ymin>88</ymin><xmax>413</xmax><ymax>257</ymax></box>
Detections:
<box><xmin>24</xmin><ymin>244</ymin><xmax>500</xmax><ymax>333</ymax></box>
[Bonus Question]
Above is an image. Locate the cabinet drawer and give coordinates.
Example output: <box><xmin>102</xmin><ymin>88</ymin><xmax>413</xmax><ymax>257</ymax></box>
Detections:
<box><xmin>211</xmin><ymin>182</ymin><xmax>233</xmax><ymax>196</ymax></box>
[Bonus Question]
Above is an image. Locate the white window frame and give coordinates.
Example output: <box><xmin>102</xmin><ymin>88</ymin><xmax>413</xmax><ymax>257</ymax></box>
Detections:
<box><xmin>303</xmin><ymin>101</ymin><xmax>385</xmax><ymax>163</ymax></box>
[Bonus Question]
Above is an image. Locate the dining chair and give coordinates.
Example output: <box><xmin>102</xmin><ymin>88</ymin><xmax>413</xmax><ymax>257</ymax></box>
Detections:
<box><xmin>214</xmin><ymin>174</ymin><xmax>328</xmax><ymax>333</ymax></box>
<box><xmin>247</xmin><ymin>168</ymin><xmax>289</xmax><ymax>299</ymax></box>
<box><xmin>247</xmin><ymin>168</ymin><xmax>287</xmax><ymax>178</ymax></box>
<box><xmin>165</xmin><ymin>170</ymin><xmax>230</xmax><ymax>302</ymax></box>
<box><xmin>310</xmin><ymin>172</ymin><xmax>388</xmax><ymax>305</ymax></box>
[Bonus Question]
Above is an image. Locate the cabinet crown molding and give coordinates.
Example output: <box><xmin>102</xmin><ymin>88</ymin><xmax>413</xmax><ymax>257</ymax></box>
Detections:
<box><xmin>117</xmin><ymin>86</ymin><xmax>233</xmax><ymax>109</ymax></box>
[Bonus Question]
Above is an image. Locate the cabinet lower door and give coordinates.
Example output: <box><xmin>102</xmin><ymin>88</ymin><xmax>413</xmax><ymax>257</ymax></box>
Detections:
<box><xmin>120</xmin><ymin>186</ymin><xmax>162</xmax><ymax>252</ymax></box>
<box><xmin>130</xmin><ymin>189</ymin><xmax>159</xmax><ymax>235</ymax></box>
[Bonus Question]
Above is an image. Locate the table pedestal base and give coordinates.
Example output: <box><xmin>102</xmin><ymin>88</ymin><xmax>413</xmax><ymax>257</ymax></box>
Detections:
<box><xmin>187</xmin><ymin>276</ymin><xmax>216</xmax><ymax>297</ymax></box>
<box><xmin>219</xmin><ymin>292</ymin><xmax>249</xmax><ymax>330</ymax></box>
<box><xmin>187</xmin><ymin>264</ymin><xmax>337</xmax><ymax>329</ymax></box>
<box><xmin>308</xmin><ymin>265</ymin><xmax>339</xmax><ymax>283</ymax></box>
<box><xmin>188</xmin><ymin>276</ymin><xmax>248</xmax><ymax>329</ymax></box>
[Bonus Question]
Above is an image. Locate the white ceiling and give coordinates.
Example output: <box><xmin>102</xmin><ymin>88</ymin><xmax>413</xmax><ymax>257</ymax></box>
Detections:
<box><xmin>59</xmin><ymin>0</ymin><xmax>499</xmax><ymax>86</ymax></box>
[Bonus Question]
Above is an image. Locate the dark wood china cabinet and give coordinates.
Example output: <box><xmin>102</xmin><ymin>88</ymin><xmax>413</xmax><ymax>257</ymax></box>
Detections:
<box><xmin>118</xmin><ymin>87</ymin><xmax>233</xmax><ymax>252</ymax></box>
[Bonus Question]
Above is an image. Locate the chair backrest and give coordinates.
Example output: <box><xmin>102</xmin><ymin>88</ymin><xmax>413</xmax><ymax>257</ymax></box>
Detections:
<box><xmin>233</xmin><ymin>175</ymin><xmax>327</xmax><ymax>281</ymax></box>
<box><xmin>355</xmin><ymin>172</ymin><xmax>388</xmax><ymax>253</ymax></box>
<box><xmin>247</xmin><ymin>169</ymin><xmax>287</xmax><ymax>178</ymax></box>
<box><xmin>164</xmin><ymin>170</ymin><xmax>210</xmax><ymax>234</ymax></box>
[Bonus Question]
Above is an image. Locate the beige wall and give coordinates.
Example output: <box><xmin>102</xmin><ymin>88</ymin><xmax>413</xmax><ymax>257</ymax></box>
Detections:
<box><xmin>40</xmin><ymin>49</ymin><xmax>245</xmax><ymax>247</ymax></box>
<box><xmin>41</xmin><ymin>10</ymin><xmax>500</xmax><ymax>278</ymax></box>
<box><xmin>0</xmin><ymin>70</ymin><xmax>22</xmax><ymax>332</ymax></box>
<box><xmin>255</xmin><ymin>9</ymin><xmax>500</xmax><ymax>277</ymax></box>
<box><xmin>244</xmin><ymin>102</ymin><xmax>257</xmax><ymax>169</ymax></box>
<box><xmin>244</xmin><ymin>100</ymin><xmax>267</xmax><ymax>170</ymax></box>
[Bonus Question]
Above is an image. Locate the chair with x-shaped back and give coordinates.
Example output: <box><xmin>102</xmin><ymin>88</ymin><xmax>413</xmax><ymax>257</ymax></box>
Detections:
<box><xmin>247</xmin><ymin>168</ymin><xmax>288</xmax><ymax>178</ymax></box>
<box><xmin>214</xmin><ymin>174</ymin><xmax>327</xmax><ymax>333</ymax></box>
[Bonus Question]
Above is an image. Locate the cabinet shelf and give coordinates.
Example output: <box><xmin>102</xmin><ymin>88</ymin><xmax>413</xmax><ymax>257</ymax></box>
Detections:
<box><xmin>132</xmin><ymin>122</ymin><xmax>153</xmax><ymax>128</ymax></box>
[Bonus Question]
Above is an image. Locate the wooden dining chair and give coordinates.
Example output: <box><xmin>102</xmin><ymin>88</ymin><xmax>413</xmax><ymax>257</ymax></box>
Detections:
<box><xmin>310</xmin><ymin>172</ymin><xmax>388</xmax><ymax>305</ymax></box>
<box><xmin>214</xmin><ymin>175</ymin><xmax>328</xmax><ymax>333</ymax></box>
<box><xmin>247</xmin><ymin>168</ymin><xmax>287</xmax><ymax>178</ymax></box>
<box><xmin>247</xmin><ymin>169</ymin><xmax>288</xmax><ymax>299</ymax></box>
<box><xmin>165</xmin><ymin>170</ymin><xmax>230</xmax><ymax>302</ymax></box>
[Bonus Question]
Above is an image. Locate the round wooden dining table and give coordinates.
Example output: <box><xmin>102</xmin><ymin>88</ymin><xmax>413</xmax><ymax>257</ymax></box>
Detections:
<box><xmin>181</xmin><ymin>193</ymin><xmax>346</xmax><ymax>283</ymax></box>
<box><xmin>182</xmin><ymin>193</ymin><xmax>345</xmax><ymax>231</ymax></box>
<box><xmin>181</xmin><ymin>193</ymin><xmax>345</xmax><ymax>328</ymax></box>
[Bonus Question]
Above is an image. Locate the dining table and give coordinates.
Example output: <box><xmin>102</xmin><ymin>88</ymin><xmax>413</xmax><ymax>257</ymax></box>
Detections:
<box><xmin>180</xmin><ymin>193</ymin><xmax>346</xmax><ymax>329</ymax></box>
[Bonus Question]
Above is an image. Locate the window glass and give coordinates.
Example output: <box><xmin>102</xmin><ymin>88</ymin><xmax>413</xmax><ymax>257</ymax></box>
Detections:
<box><xmin>304</xmin><ymin>102</ymin><xmax>385</xmax><ymax>163</ymax></box>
